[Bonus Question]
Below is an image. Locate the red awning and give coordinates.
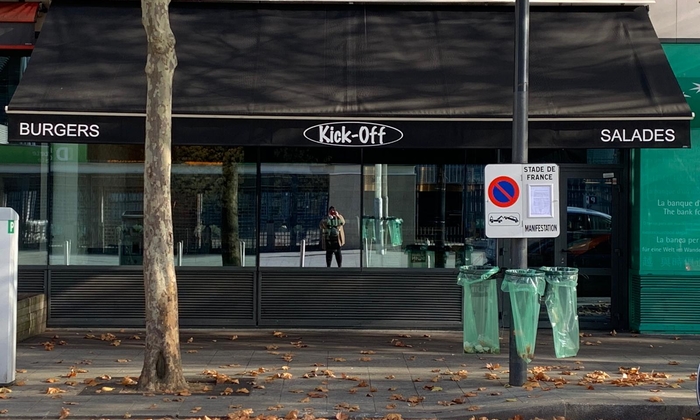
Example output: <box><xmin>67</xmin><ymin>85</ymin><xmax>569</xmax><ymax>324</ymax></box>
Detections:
<box><xmin>0</xmin><ymin>2</ymin><xmax>39</xmax><ymax>50</ymax></box>
<box><xmin>0</xmin><ymin>2</ymin><xmax>39</xmax><ymax>23</ymax></box>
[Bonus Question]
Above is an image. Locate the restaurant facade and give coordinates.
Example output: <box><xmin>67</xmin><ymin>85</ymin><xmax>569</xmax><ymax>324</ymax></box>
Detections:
<box><xmin>0</xmin><ymin>0</ymin><xmax>695</xmax><ymax>330</ymax></box>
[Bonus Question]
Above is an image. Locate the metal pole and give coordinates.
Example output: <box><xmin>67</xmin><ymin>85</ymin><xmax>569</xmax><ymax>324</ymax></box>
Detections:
<box><xmin>177</xmin><ymin>241</ymin><xmax>183</xmax><ymax>266</ymax></box>
<box><xmin>64</xmin><ymin>240</ymin><xmax>71</xmax><ymax>266</ymax></box>
<box><xmin>509</xmin><ymin>0</ymin><xmax>530</xmax><ymax>387</ymax></box>
<box><xmin>240</xmin><ymin>240</ymin><xmax>246</xmax><ymax>267</ymax></box>
<box><xmin>299</xmin><ymin>239</ymin><xmax>306</xmax><ymax>267</ymax></box>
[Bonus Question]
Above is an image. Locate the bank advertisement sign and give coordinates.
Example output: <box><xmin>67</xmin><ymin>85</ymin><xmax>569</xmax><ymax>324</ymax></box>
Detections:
<box><xmin>636</xmin><ymin>44</ymin><xmax>700</xmax><ymax>272</ymax></box>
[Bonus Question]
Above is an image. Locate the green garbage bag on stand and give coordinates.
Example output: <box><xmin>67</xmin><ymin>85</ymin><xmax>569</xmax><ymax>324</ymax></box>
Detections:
<box><xmin>540</xmin><ymin>267</ymin><xmax>580</xmax><ymax>358</ymax></box>
<box><xmin>457</xmin><ymin>265</ymin><xmax>500</xmax><ymax>354</ymax></box>
<box><xmin>501</xmin><ymin>269</ymin><xmax>545</xmax><ymax>363</ymax></box>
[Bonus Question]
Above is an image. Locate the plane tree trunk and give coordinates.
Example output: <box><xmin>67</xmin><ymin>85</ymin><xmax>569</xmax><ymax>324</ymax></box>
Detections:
<box><xmin>138</xmin><ymin>0</ymin><xmax>188</xmax><ymax>393</ymax></box>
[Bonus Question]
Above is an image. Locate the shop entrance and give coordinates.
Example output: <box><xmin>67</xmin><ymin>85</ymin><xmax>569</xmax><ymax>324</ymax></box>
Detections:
<box><xmin>527</xmin><ymin>166</ymin><xmax>625</xmax><ymax>327</ymax></box>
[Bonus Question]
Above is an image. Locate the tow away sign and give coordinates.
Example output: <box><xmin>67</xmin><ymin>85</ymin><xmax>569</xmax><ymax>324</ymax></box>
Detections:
<box><xmin>485</xmin><ymin>164</ymin><xmax>560</xmax><ymax>238</ymax></box>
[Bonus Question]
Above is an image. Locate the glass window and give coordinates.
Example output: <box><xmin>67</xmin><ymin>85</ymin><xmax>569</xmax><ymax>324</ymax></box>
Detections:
<box><xmin>0</xmin><ymin>143</ymin><xmax>49</xmax><ymax>265</ymax></box>
<box><xmin>259</xmin><ymin>162</ymin><xmax>361</xmax><ymax>267</ymax></box>
<box><xmin>362</xmin><ymin>163</ymin><xmax>496</xmax><ymax>269</ymax></box>
<box><xmin>172</xmin><ymin>146</ymin><xmax>256</xmax><ymax>267</ymax></box>
<box><xmin>49</xmin><ymin>144</ymin><xmax>258</xmax><ymax>267</ymax></box>
<box><xmin>50</xmin><ymin>144</ymin><xmax>144</xmax><ymax>265</ymax></box>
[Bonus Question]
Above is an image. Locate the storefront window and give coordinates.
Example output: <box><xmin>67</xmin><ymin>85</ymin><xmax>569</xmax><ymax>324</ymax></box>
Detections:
<box><xmin>49</xmin><ymin>144</ymin><xmax>143</xmax><ymax>265</ymax></box>
<box><xmin>259</xmin><ymin>162</ymin><xmax>361</xmax><ymax>267</ymax></box>
<box><xmin>48</xmin><ymin>144</ymin><xmax>257</xmax><ymax>266</ymax></box>
<box><xmin>362</xmin><ymin>163</ymin><xmax>496</xmax><ymax>268</ymax></box>
<box><xmin>0</xmin><ymin>143</ymin><xmax>49</xmax><ymax>265</ymax></box>
<box><xmin>172</xmin><ymin>146</ymin><xmax>256</xmax><ymax>267</ymax></box>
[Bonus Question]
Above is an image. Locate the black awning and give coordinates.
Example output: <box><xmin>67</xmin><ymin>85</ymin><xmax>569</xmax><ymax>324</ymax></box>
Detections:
<box><xmin>6</xmin><ymin>2</ymin><xmax>692</xmax><ymax>148</ymax></box>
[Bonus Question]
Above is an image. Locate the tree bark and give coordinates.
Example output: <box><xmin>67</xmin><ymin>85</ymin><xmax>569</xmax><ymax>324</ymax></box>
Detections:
<box><xmin>138</xmin><ymin>0</ymin><xmax>188</xmax><ymax>393</ymax></box>
<box><xmin>221</xmin><ymin>148</ymin><xmax>243</xmax><ymax>266</ymax></box>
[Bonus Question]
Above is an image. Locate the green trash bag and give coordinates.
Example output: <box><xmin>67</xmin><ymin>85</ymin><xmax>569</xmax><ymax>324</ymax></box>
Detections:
<box><xmin>501</xmin><ymin>269</ymin><xmax>545</xmax><ymax>363</ymax></box>
<box><xmin>540</xmin><ymin>267</ymin><xmax>580</xmax><ymax>358</ymax></box>
<box><xmin>457</xmin><ymin>265</ymin><xmax>500</xmax><ymax>354</ymax></box>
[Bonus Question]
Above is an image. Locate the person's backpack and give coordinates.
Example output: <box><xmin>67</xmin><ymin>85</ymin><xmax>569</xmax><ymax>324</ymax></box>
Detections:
<box><xmin>329</xmin><ymin>226</ymin><xmax>339</xmax><ymax>240</ymax></box>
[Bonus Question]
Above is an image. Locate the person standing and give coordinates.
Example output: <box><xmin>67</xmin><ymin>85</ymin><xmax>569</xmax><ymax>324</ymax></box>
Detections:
<box><xmin>320</xmin><ymin>206</ymin><xmax>345</xmax><ymax>267</ymax></box>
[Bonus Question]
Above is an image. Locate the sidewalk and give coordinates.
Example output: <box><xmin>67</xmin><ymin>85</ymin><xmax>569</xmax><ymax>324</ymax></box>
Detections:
<box><xmin>2</xmin><ymin>328</ymin><xmax>699</xmax><ymax>420</ymax></box>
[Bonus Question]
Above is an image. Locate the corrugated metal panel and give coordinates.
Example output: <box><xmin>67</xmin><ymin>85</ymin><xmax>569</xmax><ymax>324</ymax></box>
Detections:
<box><xmin>177</xmin><ymin>269</ymin><xmax>255</xmax><ymax>327</ymax></box>
<box><xmin>629</xmin><ymin>273</ymin><xmax>700</xmax><ymax>333</ymax></box>
<box><xmin>17</xmin><ymin>267</ymin><xmax>45</xmax><ymax>294</ymax></box>
<box><xmin>48</xmin><ymin>268</ymin><xmax>255</xmax><ymax>327</ymax></box>
<box><xmin>259</xmin><ymin>269</ymin><xmax>462</xmax><ymax>329</ymax></box>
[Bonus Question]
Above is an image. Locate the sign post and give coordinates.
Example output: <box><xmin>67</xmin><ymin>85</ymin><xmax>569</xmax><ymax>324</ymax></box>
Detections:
<box><xmin>0</xmin><ymin>208</ymin><xmax>19</xmax><ymax>385</ymax></box>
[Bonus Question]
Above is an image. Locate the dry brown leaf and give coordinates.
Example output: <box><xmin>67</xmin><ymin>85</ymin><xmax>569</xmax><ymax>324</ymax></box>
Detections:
<box><xmin>235</xmin><ymin>388</ymin><xmax>250</xmax><ymax>394</ymax></box>
<box><xmin>285</xmin><ymin>410</ymin><xmax>299</xmax><ymax>420</ymax></box>
<box><xmin>59</xmin><ymin>407</ymin><xmax>70</xmax><ymax>420</ymax></box>
<box><xmin>648</xmin><ymin>396</ymin><xmax>664</xmax><ymax>402</ymax></box>
<box><xmin>121</xmin><ymin>377</ymin><xmax>137</xmax><ymax>386</ymax></box>
<box><xmin>359</xmin><ymin>357</ymin><xmax>372</xmax><ymax>362</ymax></box>
<box><xmin>123</xmin><ymin>413</ymin><xmax>131</xmax><ymax>419</ymax></box>
<box><xmin>46</xmin><ymin>387</ymin><xmax>65</xmax><ymax>394</ymax></box>
<box><xmin>0</xmin><ymin>409</ymin><xmax>8</xmax><ymax>414</ymax></box>
<box><xmin>0</xmin><ymin>387</ymin><xmax>10</xmax><ymax>394</ymax></box>
<box><xmin>466</xmin><ymin>405</ymin><xmax>480</xmax><ymax>411</ymax></box>
<box><xmin>383</xmin><ymin>414</ymin><xmax>403</xmax><ymax>420</ymax></box>
<box><xmin>669</xmin><ymin>361</ymin><xmax>680</xmax><ymax>365</ymax></box>
<box><xmin>45</xmin><ymin>378</ymin><xmax>59</xmax><ymax>383</ymax></box>
<box><xmin>299</xmin><ymin>397</ymin><xmax>310</xmax><ymax>403</ymax></box>
<box><xmin>336</xmin><ymin>412</ymin><xmax>349</xmax><ymax>420</ymax></box>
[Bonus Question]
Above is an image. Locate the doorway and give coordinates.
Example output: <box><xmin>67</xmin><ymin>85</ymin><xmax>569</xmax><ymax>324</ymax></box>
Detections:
<box><xmin>526</xmin><ymin>166</ymin><xmax>625</xmax><ymax>328</ymax></box>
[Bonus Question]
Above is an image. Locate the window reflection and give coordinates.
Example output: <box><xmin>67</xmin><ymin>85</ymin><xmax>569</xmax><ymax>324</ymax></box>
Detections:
<box><xmin>259</xmin><ymin>163</ymin><xmax>361</xmax><ymax>267</ymax></box>
<box><xmin>362</xmin><ymin>164</ymin><xmax>496</xmax><ymax>268</ymax></box>
<box><xmin>0</xmin><ymin>143</ymin><xmax>49</xmax><ymax>265</ymax></box>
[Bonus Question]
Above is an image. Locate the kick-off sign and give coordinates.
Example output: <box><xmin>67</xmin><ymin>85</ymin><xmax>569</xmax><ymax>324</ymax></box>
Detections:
<box><xmin>485</xmin><ymin>164</ymin><xmax>560</xmax><ymax>238</ymax></box>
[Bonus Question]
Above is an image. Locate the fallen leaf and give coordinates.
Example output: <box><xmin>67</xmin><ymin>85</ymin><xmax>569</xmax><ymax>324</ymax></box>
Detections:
<box><xmin>187</xmin><ymin>337</ymin><xmax>194</xmax><ymax>343</ymax></box>
<box><xmin>120</xmin><ymin>377</ymin><xmax>137</xmax><ymax>387</ymax></box>
<box><xmin>101</xmin><ymin>387</ymin><xmax>114</xmax><ymax>392</ymax></box>
<box><xmin>648</xmin><ymin>396</ymin><xmax>664</xmax><ymax>402</ymax></box>
<box><xmin>46</xmin><ymin>387</ymin><xmax>65</xmax><ymax>394</ymax></box>
<box><xmin>668</xmin><ymin>361</ymin><xmax>680</xmax><ymax>365</ymax></box>
<box><xmin>116</xmin><ymin>359</ymin><xmax>130</xmax><ymax>363</ymax></box>
<box><xmin>15</xmin><ymin>369</ymin><xmax>27</xmax><ymax>373</ymax></box>
<box><xmin>236</xmin><ymin>388</ymin><xmax>250</xmax><ymax>394</ymax></box>
<box><xmin>0</xmin><ymin>409</ymin><xmax>8</xmax><ymax>414</ymax></box>
<box><xmin>59</xmin><ymin>407</ymin><xmax>70</xmax><ymax>419</ymax></box>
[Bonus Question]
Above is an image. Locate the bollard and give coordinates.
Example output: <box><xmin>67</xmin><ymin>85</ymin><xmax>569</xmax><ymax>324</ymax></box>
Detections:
<box><xmin>0</xmin><ymin>208</ymin><xmax>19</xmax><ymax>385</ymax></box>
<box><xmin>299</xmin><ymin>239</ymin><xmax>306</xmax><ymax>267</ymax></box>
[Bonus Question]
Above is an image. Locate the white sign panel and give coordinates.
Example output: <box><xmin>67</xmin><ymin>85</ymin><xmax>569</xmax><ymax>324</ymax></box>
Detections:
<box><xmin>485</xmin><ymin>164</ymin><xmax>560</xmax><ymax>238</ymax></box>
<box><xmin>0</xmin><ymin>208</ymin><xmax>18</xmax><ymax>385</ymax></box>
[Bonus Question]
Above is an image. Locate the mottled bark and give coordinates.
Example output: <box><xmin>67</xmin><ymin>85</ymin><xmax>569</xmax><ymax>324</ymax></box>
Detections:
<box><xmin>221</xmin><ymin>148</ymin><xmax>243</xmax><ymax>266</ymax></box>
<box><xmin>138</xmin><ymin>0</ymin><xmax>188</xmax><ymax>393</ymax></box>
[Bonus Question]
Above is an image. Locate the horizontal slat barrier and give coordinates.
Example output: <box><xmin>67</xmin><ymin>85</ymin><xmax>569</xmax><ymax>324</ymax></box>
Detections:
<box><xmin>47</xmin><ymin>268</ymin><xmax>255</xmax><ymax>328</ymax></box>
<box><xmin>18</xmin><ymin>267</ymin><xmax>46</xmax><ymax>294</ymax></box>
<box><xmin>629</xmin><ymin>273</ymin><xmax>700</xmax><ymax>333</ymax></box>
<box><xmin>259</xmin><ymin>269</ymin><xmax>462</xmax><ymax>329</ymax></box>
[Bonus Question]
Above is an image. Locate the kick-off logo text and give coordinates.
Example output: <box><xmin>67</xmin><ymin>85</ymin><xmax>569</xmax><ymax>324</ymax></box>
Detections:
<box><xmin>304</xmin><ymin>122</ymin><xmax>403</xmax><ymax>147</ymax></box>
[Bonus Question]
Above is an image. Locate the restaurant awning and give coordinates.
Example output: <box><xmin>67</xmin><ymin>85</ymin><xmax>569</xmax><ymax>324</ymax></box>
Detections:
<box><xmin>0</xmin><ymin>2</ymin><xmax>39</xmax><ymax>50</ymax></box>
<box><xmin>6</xmin><ymin>2</ymin><xmax>693</xmax><ymax>148</ymax></box>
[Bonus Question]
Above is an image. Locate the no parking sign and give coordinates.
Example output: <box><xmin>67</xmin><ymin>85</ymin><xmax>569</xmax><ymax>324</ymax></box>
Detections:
<box><xmin>484</xmin><ymin>164</ymin><xmax>560</xmax><ymax>238</ymax></box>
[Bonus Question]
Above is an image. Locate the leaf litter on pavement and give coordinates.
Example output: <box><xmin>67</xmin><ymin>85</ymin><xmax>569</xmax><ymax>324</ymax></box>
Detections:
<box><xmin>10</xmin><ymin>330</ymin><xmax>697</xmax><ymax>420</ymax></box>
